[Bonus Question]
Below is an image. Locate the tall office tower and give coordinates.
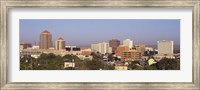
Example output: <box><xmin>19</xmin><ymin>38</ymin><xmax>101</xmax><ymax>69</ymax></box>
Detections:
<box><xmin>157</xmin><ymin>40</ymin><xmax>174</xmax><ymax>55</ymax></box>
<box><xmin>91</xmin><ymin>42</ymin><xmax>111</xmax><ymax>54</ymax></box>
<box><xmin>39</xmin><ymin>30</ymin><xmax>52</xmax><ymax>49</ymax></box>
<box><xmin>123</xmin><ymin>39</ymin><xmax>133</xmax><ymax>49</ymax></box>
<box><xmin>109</xmin><ymin>39</ymin><xmax>120</xmax><ymax>53</ymax></box>
<box><xmin>100</xmin><ymin>42</ymin><xmax>112</xmax><ymax>54</ymax></box>
<box><xmin>55</xmin><ymin>37</ymin><xmax>65</xmax><ymax>50</ymax></box>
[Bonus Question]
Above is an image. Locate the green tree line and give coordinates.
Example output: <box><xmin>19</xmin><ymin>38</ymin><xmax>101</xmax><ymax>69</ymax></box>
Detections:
<box><xmin>128</xmin><ymin>58</ymin><xmax>180</xmax><ymax>70</ymax></box>
<box><xmin>20</xmin><ymin>53</ymin><xmax>114</xmax><ymax>70</ymax></box>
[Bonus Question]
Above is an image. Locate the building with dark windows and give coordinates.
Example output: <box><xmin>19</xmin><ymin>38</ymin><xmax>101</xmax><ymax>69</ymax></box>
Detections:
<box><xmin>65</xmin><ymin>46</ymin><xmax>81</xmax><ymax>51</ymax></box>
<box><xmin>39</xmin><ymin>30</ymin><xmax>52</xmax><ymax>49</ymax></box>
<box><xmin>20</xmin><ymin>43</ymin><xmax>32</xmax><ymax>49</ymax></box>
<box><xmin>109</xmin><ymin>39</ymin><xmax>120</xmax><ymax>53</ymax></box>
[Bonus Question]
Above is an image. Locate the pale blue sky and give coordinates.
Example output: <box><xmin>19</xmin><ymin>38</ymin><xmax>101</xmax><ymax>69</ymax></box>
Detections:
<box><xmin>20</xmin><ymin>19</ymin><xmax>180</xmax><ymax>47</ymax></box>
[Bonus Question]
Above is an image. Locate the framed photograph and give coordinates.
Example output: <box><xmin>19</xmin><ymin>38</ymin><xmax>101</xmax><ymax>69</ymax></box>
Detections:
<box><xmin>1</xmin><ymin>0</ymin><xmax>199</xmax><ymax>90</ymax></box>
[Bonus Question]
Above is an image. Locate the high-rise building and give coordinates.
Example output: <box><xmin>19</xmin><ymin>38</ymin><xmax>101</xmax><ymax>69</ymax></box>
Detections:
<box><xmin>115</xmin><ymin>45</ymin><xmax>129</xmax><ymax>57</ymax></box>
<box><xmin>109</xmin><ymin>39</ymin><xmax>120</xmax><ymax>52</ymax></box>
<box><xmin>157</xmin><ymin>40</ymin><xmax>174</xmax><ymax>55</ymax></box>
<box><xmin>91</xmin><ymin>42</ymin><xmax>112</xmax><ymax>54</ymax></box>
<box><xmin>39</xmin><ymin>30</ymin><xmax>52</xmax><ymax>49</ymax></box>
<box><xmin>123</xmin><ymin>39</ymin><xmax>133</xmax><ymax>49</ymax></box>
<box><xmin>55</xmin><ymin>37</ymin><xmax>65</xmax><ymax>50</ymax></box>
<box><xmin>91</xmin><ymin>43</ymin><xmax>100</xmax><ymax>52</ymax></box>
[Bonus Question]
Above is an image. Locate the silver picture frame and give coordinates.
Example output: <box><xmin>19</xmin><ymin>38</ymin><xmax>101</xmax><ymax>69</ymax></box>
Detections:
<box><xmin>0</xmin><ymin>0</ymin><xmax>199</xmax><ymax>89</ymax></box>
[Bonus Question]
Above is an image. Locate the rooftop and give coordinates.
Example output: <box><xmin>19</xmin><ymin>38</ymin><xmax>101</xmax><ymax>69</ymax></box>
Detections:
<box><xmin>58</xmin><ymin>37</ymin><xmax>64</xmax><ymax>40</ymax></box>
<box><xmin>41</xmin><ymin>30</ymin><xmax>50</xmax><ymax>34</ymax></box>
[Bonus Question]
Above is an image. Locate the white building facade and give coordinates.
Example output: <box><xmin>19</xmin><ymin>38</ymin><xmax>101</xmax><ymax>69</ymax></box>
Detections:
<box><xmin>91</xmin><ymin>42</ymin><xmax>112</xmax><ymax>54</ymax></box>
<box><xmin>32</xmin><ymin>45</ymin><xmax>39</xmax><ymax>49</ymax></box>
<box><xmin>157</xmin><ymin>40</ymin><xmax>174</xmax><ymax>55</ymax></box>
<box><xmin>154</xmin><ymin>40</ymin><xmax>174</xmax><ymax>61</ymax></box>
<box><xmin>123</xmin><ymin>39</ymin><xmax>133</xmax><ymax>49</ymax></box>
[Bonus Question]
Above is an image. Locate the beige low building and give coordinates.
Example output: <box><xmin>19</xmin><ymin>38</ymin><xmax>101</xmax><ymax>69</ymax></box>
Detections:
<box><xmin>115</xmin><ymin>65</ymin><xmax>128</xmax><ymax>70</ymax></box>
<box><xmin>121</xmin><ymin>50</ymin><xmax>142</xmax><ymax>62</ymax></box>
<box><xmin>81</xmin><ymin>49</ymin><xmax>92</xmax><ymax>56</ymax></box>
<box><xmin>77</xmin><ymin>55</ymin><xmax>93</xmax><ymax>60</ymax></box>
<box><xmin>135</xmin><ymin>44</ymin><xmax>146</xmax><ymax>55</ymax></box>
<box><xmin>154</xmin><ymin>54</ymin><xmax>175</xmax><ymax>61</ymax></box>
<box><xmin>21</xmin><ymin>49</ymin><xmax>81</xmax><ymax>57</ymax></box>
<box><xmin>32</xmin><ymin>45</ymin><xmax>39</xmax><ymax>49</ymax></box>
<box><xmin>20</xmin><ymin>45</ymin><xmax>24</xmax><ymax>52</ymax></box>
<box><xmin>145</xmin><ymin>47</ymin><xmax>154</xmax><ymax>51</ymax></box>
<box><xmin>64</xmin><ymin>62</ymin><xmax>75</xmax><ymax>68</ymax></box>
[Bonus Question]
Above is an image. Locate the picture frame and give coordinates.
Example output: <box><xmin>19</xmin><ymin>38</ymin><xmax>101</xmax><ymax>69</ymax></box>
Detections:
<box><xmin>0</xmin><ymin>0</ymin><xmax>199</xmax><ymax>89</ymax></box>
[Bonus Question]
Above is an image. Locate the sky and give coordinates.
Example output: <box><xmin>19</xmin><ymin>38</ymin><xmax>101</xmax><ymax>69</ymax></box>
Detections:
<box><xmin>20</xmin><ymin>19</ymin><xmax>180</xmax><ymax>48</ymax></box>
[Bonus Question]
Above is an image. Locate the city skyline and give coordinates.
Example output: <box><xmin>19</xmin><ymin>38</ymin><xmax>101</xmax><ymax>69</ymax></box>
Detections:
<box><xmin>20</xmin><ymin>19</ymin><xmax>180</xmax><ymax>48</ymax></box>
<box><xmin>20</xmin><ymin>19</ymin><xmax>180</xmax><ymax>70</ymax></box>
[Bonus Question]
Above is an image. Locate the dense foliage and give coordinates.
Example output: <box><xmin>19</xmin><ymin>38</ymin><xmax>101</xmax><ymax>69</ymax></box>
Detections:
<box><xmin>154</xmin><ymin>58</ymin><xmax>180</xmax><ymax>70</ymax></box>
<box><xmin>20</xmin><ymin>53</ymin><xmax>114</xmax><ymax>70</ymax></box>
<box><xmin>21</xmin><ymin>53</ymin><xmax>179</xmax><ymax>70</ymax></box>
<box><xmin>128</xmin><ymin>58</ymin><xmax>180</xmax><ymax>70</ymax></box>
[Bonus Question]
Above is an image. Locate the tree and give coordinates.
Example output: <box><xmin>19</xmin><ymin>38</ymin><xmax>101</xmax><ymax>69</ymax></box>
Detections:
<box><xmin>62</xmin><ymin>54</ymin><xmax>81</xmax><ymax>62</ymax></box>
<box><xmin>145</xmin><ymin>65</ymin><xmax>157</xmax><ymax>70</ymax></box>
<box><xmin>20</xmin><ymin>55</ymin><xmax>36</xmax><ymax>70</ymax></box>
<box><xmin>20</xmin><ymin>53</ymin><xmax>116</xmax><ymax>70</ymax></box>
<box><xmin>62</xmin><ymin>54</ymin><xmax>73</xmax><ymax>61</ymax></box>
<box><xmin>108</xmin><ymin>54</ymin><xmax>115</xmax><ymax>61</ymax></box>
<box><xmin>34</xmin><ymin>53</ymin><xmax>64</xmax><ymax>70</ymax></box>
<box><xmin>128</xmin><ymin>61</ymin><xmax>143</xmax><ymax>70</ymax></box>
<box><xmin>103</xmin><ymin>64</ymin><xmax>115</xmax><ymax>70</ymax></box>
<box><xmin>155</xmin><ymin>58</ymin><xmax>180</xmax><ymax>70</ymax></box>
<box><xmin>75</xmin><ymin>60</ymin><xmax>88</xmax><ymax>70</ymax></box>
<box><xmin>86</xmin><ymin>60</ymin><xmax>104</xmax><ymax>70</ymax></box>
<box><xmin>91</xmin><ymin>52</ymin><xmax>103</xmax><ymax>61</ymax></box>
